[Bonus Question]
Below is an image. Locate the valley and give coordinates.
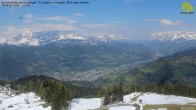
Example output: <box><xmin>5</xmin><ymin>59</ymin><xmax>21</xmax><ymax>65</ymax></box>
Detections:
<box><xmin>1</xmin><ymin>31</ymin><xmax>196</xmax><ymax>84</ymax></box>
<box><xmin>0</xmin><ymin>31</ymin><xmax>196</xmax><ymax>110</ymax></box>
<box><xmin>1</xmin><ymin>0</ymin><xmax>196</xmax><ymax>109</ymax></box>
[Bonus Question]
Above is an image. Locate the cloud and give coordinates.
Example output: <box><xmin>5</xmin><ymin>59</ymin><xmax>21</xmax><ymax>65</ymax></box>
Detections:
<box><xmin>44</xmin><ymin>16</ymin><xmax>66</xmax><ymax>21</ymax></box>
<box><xmin>160</xmin><ymin>19</ymin><xmax>185</xmax><ymax>26</ymax></box>
<box><xmin>81</xmin><ymin>23</ymin><xmax>109</xmax><ymax>29</ymax></box>
<box><xmin>109</xmin><ymin>21</ymin><xmax>127</xmax><ymax>24</ymax></box>
<box><xmin>23</xmin><ymin>14</ymin><xmax>78</xmax><ymax>24</ymax></box>
<box><xmin>147</xmin><ymin>19</ymin><xmax>186</xmax><ymax>26</ymax></box>
<box><xmin>72</xmin><ymin>13</ymin><xmax>84</xmax><ymax>17</ymax></box>
<box><xmin>122</xmin><ymin>0</ymin><xmax>141</xmax><ymax>3</ymax></box>
<box><xmin>2</xmin><ymin>13</ymin><xmax>79</xmax><ymax>33</ymax></box>
<box><xmin>21</xmin><ymin>13</ymin><xmax>79</xmax><ymax>31</ymax></box>
<box><xmin>44</xmin><ymin>16</ymin><xmax>78</xmax><ymax>24</ymax></box>
<box><xmin>24</xmin><ymin>13</ymin><xmax>34</xmax><ymax>19</ymax></box>
<box><xmin>80</xmin><ymin>23</ymin><xmax>126</xmax><ymax>34</ymax></box>
<box><xmin>1</xmin><ymin>23</ymin><xmax>77</xmax><ymax>34</ymax></box>
<box><xmin>27</xmin><ymin>23</ymin><xmax>77</xmax><ymax>32</ymax></box>
<box><xmin>81</xmin><ymin>21</ymin><xmax>126</xmax><ymax>29</ymax></box>
<box><xmin>23</xmin><ymin>19</ymin><xmax>35</xmax><ymax>23</ymax></box>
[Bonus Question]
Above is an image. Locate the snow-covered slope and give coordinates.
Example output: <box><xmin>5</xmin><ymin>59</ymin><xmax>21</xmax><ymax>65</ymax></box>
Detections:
<box><xmin>67</xmin><ymin>92</ymin><xmax>196</xmax><ymax>110</ymax></box>
<box><xmin>0</xmin><ymin>86</ymin><xmax>51</xmax><ymax>110</ymax></box>
<box><xmin>151</xmin><ymin>31</ymin><xmax>196</xmax><ymax>41</ymax></box>
<box><xmin>123</xmin><ymin>92</ymin><xmax>141</xmax><ymax>103</ymax></box>
<box><xmin>123</xmin><ymin>92</ymin><xmax>196</xmax><ymax>110</ymax></box>
<box><xmin>136</xmin><ymin>93</ymin><xmax>196</xmax><ymax>105</ymax></box>
<box><xmin>68</xmin><ymin>98</ymin><xmax>102</xmax><ymax>110</ymax></box>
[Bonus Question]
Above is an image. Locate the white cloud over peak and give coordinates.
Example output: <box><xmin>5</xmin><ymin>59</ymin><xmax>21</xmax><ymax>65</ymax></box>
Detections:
<box><xmin>147</xmin><ymin>19</ymin><xmax>186</xmax><ymax>26</ymax></box>
<box><xmin>160</xmin><ymin>19</ymin><xmax>184</xmax><ymax>26</ymax></box>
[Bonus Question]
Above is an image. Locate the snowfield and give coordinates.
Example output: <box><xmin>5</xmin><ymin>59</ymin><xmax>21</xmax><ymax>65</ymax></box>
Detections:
<box><xmin>136</xmin><ymin>93</ymin><xmax>196</xmax><ymax>105</ymax></box>
<box><xmin>68</xmin><ymin>93</ymin><xmax>196</xmax><ymax>110</ymax></box>
<box><xmin>108</xmin><ymin>106</ymin><xmax>136</xmax><ymax>110</ymax></box>
<box><xmin>0</xmin><ymin>86</ymin><xmax>51</xmax><ymax>110</ymax></box>
<box><xmin>123</xmin><ymin>92</ymin><xmax>141</xmax><ymax>103</ymax></box>
<box><xmin>68</xmin><ymin>98</ymin><xmax>102</xmax><ymax>110</ymax></box>
<box><xmin>123</xmin><ymin>92</ymin><xmax>196</xmax><ymax>105</ymax></box>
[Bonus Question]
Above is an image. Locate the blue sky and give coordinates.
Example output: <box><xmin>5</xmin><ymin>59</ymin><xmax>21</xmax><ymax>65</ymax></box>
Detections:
<box><xmin>0</xmin><ymin>0</ymin><xmax>196</xmax><ymax>39</ymax></box>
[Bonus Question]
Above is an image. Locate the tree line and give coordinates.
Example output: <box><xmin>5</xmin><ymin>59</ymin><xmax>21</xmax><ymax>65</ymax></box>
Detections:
<box><xmin>98</xmin><ymin>82</ymin><xmax>196</xmax><ymax>105</ymax></box>
<box><xmin>14</xmin><ymin>79</ymin><xmax>76</xmax><ymax>110</ymax></box>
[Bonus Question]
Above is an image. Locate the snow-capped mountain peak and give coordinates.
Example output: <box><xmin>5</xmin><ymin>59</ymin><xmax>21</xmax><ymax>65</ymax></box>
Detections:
<box><xmin>0</xmin><ymin>31</ymin><xmax>128</xmax><ymax>46</ymax></box>
<box><xmin>58</xmin><ymin>33</ymin><xmax>86</xmax><ymax>40</ymax></box>
<box><xmin>151</xmin><ymin>31</ymin><xmax>196</xmax><ymax>41</ymax></box>
<box><xmin>0</xmin><ymin>29</ymin><xmax>39</xmax><ymax>46</ymax></box>
<box><xmin>21</xmin><ymin>30</ymin><xmax>33</xmax><ymax>38</ymax></box>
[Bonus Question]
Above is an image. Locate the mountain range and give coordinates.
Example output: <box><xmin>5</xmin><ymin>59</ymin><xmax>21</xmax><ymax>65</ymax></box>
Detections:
<box><xmin>0</xmin><ymin>36</ymin><xmax>154</xmax><ymax>80</ymax></box>
<box><xmin>151</xmin><ymin>31</ymin><xmax>196</xmax><ymax>41</ymax></box>
<box><xmin>0</xmin><ymin>31</ymin><xmax>128</xmax><ymax>46</ymax></box>
<box><xmin>0</xmin><ymin>30</ymin><xmax>196</xmax><ymax>86</ymax></box>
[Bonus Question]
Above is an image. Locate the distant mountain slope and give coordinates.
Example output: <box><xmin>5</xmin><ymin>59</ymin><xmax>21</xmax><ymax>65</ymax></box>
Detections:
<box><xmin>144</xmin><ymin>40</ymin><xmax>196</xmax><ymax>55</ymax></box>
<box><xmin>2</xmin><ymin>30</ymin><xmax>196</xmax><ymax>84</ymax></box>
<box><xmin>118</xmin><ymin>48</ymin><xmax>196</xmax><ymax>86</ymax></box>
<box><xmin>142</xmin><ymin>31</ymin><xmax>196</xmax><ymax>55</ymax></box>
<box><xmin>0</xmin><ymin>41</ymin><xmax>154</xmax><ymax>81</ymax></box>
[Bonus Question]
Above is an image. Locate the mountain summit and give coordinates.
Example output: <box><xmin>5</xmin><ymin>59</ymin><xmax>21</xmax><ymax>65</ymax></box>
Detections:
<box><xmin>151</xmin><ymin>31</ymin><xmax>196</xmax><ymax>41</ymax></box>
<box><xmin>0</xmin><ymin>31</ymin><xmax>128</xmax><ymax>46</ymax></box>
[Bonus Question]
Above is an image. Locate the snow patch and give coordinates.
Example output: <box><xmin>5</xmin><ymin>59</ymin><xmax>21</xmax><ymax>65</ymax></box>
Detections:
<box><xmin>0</xmin><ymin>91</ymin><xmax>51</xmax><ymax>110</ymax></box>
<box><xmin>123</xmin><ymin>92</ymin><xmax>141</xmax><ymax>103</ymax></box>
<box><xmin>137</xmin><ymin>93</ymin><xmax>196</xmax><ymax>105</ymax></box>
<box><xmin>68</xmin><ymin>98</ymin><xmax>102</xmax><ymax>110</ymax></box>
